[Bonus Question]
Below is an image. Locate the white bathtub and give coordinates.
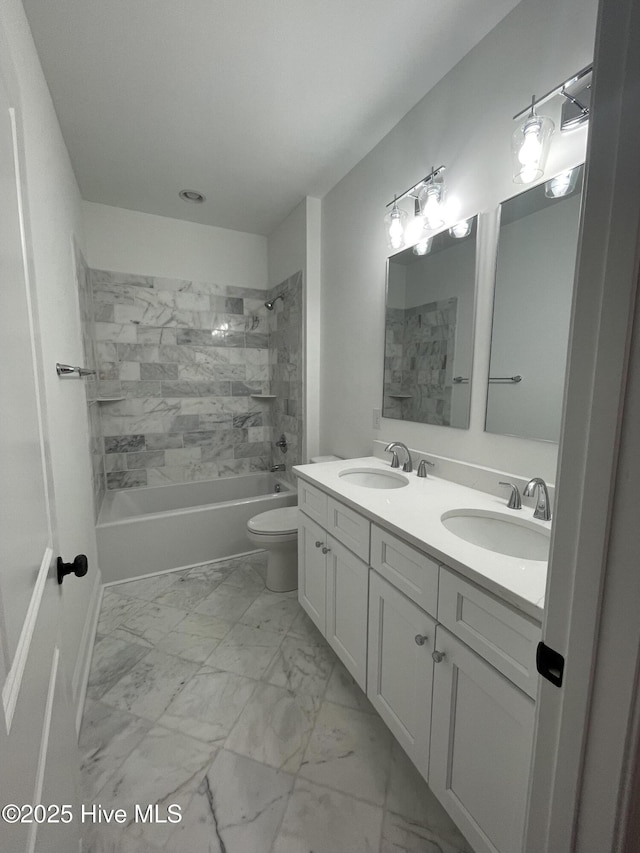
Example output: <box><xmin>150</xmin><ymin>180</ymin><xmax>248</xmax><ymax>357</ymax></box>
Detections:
<box><xmin>96</xmin><ymin>473</ymin><xmax>297</xmax><ymax>583</ymax></box>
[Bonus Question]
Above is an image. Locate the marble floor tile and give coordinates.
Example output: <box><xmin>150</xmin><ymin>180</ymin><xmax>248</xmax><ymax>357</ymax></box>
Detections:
<box><xmin>163</xmin><ymin>749</ymin><xmax>294</xmax><ymax>853</ymax></box>
<box><xmin>151</xmin><ymin>573</ymin><xmax>224</xmax><ymax>610</ymax></box>
<box><xmin>222</xmin><ymin>564</ymin><xmax>266</xmax><ymax>595</ymax></box>
<box><xmin>286</xmin><ymin>607</ymin><xmax>326</xmax><ymax>645</ymax></box>
<box><xmin>380</xmin><ymin>811</ymin><xmax>473</xmax><ymax>853</ymax></box>
<box><xmin>101</xmin><ymin>649</ymin><xmax>199</xmax><ymax>720</ymax></box>
<box><xmin>155</xmin><ymin>629</ymin><xmax>222</xmax><ymax>663</ymax></box>
<box><xmin>195</xmin><ymin>583</ymin><xmax>259</xmax><ymax>622</ymax></box>
<box><xmin>86</xmin><ymin>635</ymin><xmax>150</xmax><ymax>701</ymax></box>
<box><xmin>183</xmin><ymin>560</ymin><xmax>237</xmax><ymax>586</ymax></box>
<box><xmin>225</xmin><ymin>682</ymin><xmax>320</xmax><ymax>772</ymax></box>
<box><xmin>324</xmin><ymin>659</ymin><xmax>376</xmax><ymax>713</ymax></box>
<box><xmin>171</xmin><ymin>610</ymin><xmax>233</xmax><ymax>640</ymax></box>
<box><xmin>112</xmin><ymin>601</ymin><xmax>188</xmax><ymax>646</ymax></box>
<box><xmin>96</xmin><ymin>592</ymin><xmax>147</xmax><ymax>635</ymax></box>
<box><xmin>299</xmin><ymin>700</ymin><xmax>392</xmax><ymax>806</ymax></box>
<box><xmin>97</xmin><ymin>725</ymin><xmax>217</xmax><ymax>847</ymax></box>
<box><xmin>386</xmin><ymin>742</ymin><xmax>473</xmax><ymax>852</ymax></box>
<box><xmin>113</xmin><ymin>571</ymin><xmax>186</xmax><ymax>602</ymax></box>
<box><xmin>203</xmin><ymin>622</ymin><xmax>283</xmax><ymax>679</ymax></box>
<box><xmin>158</xmin><ymin>668</ymin><xmax>257</xmax><ymax>743</ymax></box>
<box><xmin>263</xmin><ymin>635</ymin><xmax>335</xmax><ymax>697</ymax></box>
<box><xmin>239</xmin><ymin>590</ymin><xmax>301</xmax><ymax>634</ymax></box>
<box><xmin>79</xmin><ymin>701</ymin><xmax>152</xmax><ymax>797</ymax></box>
<box><xmin>272</xmin><ymin>778</ymin><xmax>384</xmax><ymax>853</ymax></box>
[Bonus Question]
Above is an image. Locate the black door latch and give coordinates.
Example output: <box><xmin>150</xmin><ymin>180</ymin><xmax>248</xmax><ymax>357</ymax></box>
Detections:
<box><xmin>57</xmin><ymin>554</ymin><xmax>89</xmax><ymax>584</ymax></box>
<box><xmin>536</xmin><ymin>641</ymin><xmax>565</xmax><ymax>687</ymax></box>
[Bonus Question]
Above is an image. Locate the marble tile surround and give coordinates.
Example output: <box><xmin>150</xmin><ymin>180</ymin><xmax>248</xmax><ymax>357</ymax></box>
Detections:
<box><xmin>383</xmin><ymin>297</ymin><xmax>457</xmax><ymax>426</ymax></box>
<box><xmin>90</xmin><ymin>269</ymin><xmax>303</xmax><ymax>490</ymax></box>
<box><xmin>81</xmin><ymin>552</ymin><xmax>472</xmax><ymax>853</ymax></box>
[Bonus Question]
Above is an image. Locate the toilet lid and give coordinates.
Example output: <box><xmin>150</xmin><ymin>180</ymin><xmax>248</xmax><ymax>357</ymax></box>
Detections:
<box><xmin>247</xmin><ymin>506</ymin><xmax>299</xmax><ymax>535</ymax></box>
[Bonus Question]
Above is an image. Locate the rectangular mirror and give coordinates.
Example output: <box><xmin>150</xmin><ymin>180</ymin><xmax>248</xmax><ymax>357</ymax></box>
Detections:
<box><xmin>382</xmin><ymin>216</ymin><xmax>478</xmax><ymax>428</ymax></box>
<box><xmin>485</xmin><ymin>165</ymin><xmax>584</xmax><ymax>442</ymax></box>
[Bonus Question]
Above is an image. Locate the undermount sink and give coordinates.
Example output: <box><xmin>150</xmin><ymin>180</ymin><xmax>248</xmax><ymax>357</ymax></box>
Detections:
<box><xmin>338</xmin><ymin>467</ymin><xmax>409</xmax><ymax>489</ymax></box>
<box><xmin>441</xmin><ymin>509</ymin><xmax>550</xmax><ymax>561</ymax></box>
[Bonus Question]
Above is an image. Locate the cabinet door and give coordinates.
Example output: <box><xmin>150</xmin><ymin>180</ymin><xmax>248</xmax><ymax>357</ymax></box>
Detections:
<box><xmin>298</xmin><ymin>513</ymin><xmax>327</xmax><ymax>632</ymax></box>
<box><xmin>367</xmin><ymin>570</ymin><xmax>435</xmax><ymax>779</ymax></box>
<box><xmin>325</xmin><ymin>536</ymin><xmax>369</xmax><ymax>691</ymax></box>
<box><xmin>430</xmin><ymin>626</ymin><xmax>535</xmax><ymax>853</ymax></box>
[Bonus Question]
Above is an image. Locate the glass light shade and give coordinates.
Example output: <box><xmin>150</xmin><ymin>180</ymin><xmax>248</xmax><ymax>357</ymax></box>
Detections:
<box><xmin>449</xmin><ymin>219</ymin><xmax>472</xmax><ymax>238</ymax></box>
<box><xmin>412</xmin><ymin>237</ymin><xmax>433</xmax><ymax>255</ymax></box>
<box><xmin>418</xmin><ymin>176</ymin><xmax>445</xmax><ymax>229</ymax></box>
<box><xmin>511</xmin><ymin>112</ymin><xmax>555</xmax><ymax>184</ymax></box>
<box><xmin>385</xmin><ymin>201</ymin><xmax>408</xmax><ymax>250</ymax></box>
<box><xmin>545</xmin><ymin>167</ymin><xmax>579</xmax><ymax>198</ymax></box>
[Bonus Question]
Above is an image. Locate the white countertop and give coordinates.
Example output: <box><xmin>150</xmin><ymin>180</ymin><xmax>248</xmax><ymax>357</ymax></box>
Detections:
<box><xmin>294</xmin><ymin>456</ymin><xmax>548</xmax><ymax>621</ymax></box>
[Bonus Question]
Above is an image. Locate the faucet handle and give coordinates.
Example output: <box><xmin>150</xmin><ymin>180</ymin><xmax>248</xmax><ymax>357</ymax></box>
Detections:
<box><xmin>499</xmin><ymin>481</ymin><xmax>522</xmax><ymax>510</ymax></box>
<box><xmin>388</xmin><ymin>450</ymin><xmax>400</xmax><ymax>469</ymax></box>
<box><xmin>417</xmin><ymin>459</ymin><xmax>435</xmax><ymax>478</ymax></box>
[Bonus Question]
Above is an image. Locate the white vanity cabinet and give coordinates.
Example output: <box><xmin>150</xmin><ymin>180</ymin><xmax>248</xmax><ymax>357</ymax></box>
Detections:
<box><xmin>297</xmin><ymin>484</ymin><xmax>369</xmax><ymax>690</ymax></box>
<box><xmin>296</xmin><ymin>473</ymin><xmax>542</xmax><ymax>853</ymax></box>
<box><xmin>430</xmin><ymin>625</ymin><xmax>535</xmax><ymax>853</ymax></box>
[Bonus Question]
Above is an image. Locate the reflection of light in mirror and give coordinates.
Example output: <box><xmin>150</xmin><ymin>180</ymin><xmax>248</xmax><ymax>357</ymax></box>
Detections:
<box><xmin>449</xmin><ymin>219</ymin><xmax>472</xmax><ymax>238</ymax></box>
<box><xmin>211</xmin><ymin>322</ymin><xmax>229</xmax><ymax>337</ymax></box>
<box><xmin>412</xmin><ymin>237</ymin><xmax>433</xmax><ymax>255</ymax></box>
<box><xmin>545</xmin><ymin>167</ymin><xmax>579</xmax><ymax>198</ymax></box>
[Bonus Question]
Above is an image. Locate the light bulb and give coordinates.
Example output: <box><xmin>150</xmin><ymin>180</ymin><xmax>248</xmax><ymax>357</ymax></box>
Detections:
<box><xmin>385</xmin><ymin>201</ymin><xmax>407</xmax><ymax>251</ymax></box>
<box><xmin>511</xmin><ymin>104</ymin><xmax>555</xmax><ymax>184</ymax></box>
<box><xmin>413</xmin><ymin>237</ymin><xmax>433</xmax><ymax>256</ymax></box>
<box><xmin>449</xmin><ymin>219</ymin><xmax>472</xmax><ymax>239</ymax></box>
<box><xmin>518</xmin><ymin>120</ymin><xmax>543</xmax><ymax>167</ymax></box>
<box><xmin>418</xmin><ymin>181</ymin><xmax>445</xmax><ymax>230</ymax></box>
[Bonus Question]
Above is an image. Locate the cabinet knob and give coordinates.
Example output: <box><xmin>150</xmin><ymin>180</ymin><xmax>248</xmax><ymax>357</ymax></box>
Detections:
<box><xmin>414</xmin><ymin>634</ymin><xmax>428</xmax><ymax>646</ymax></box>
<box><xmin>322</xmin><ymin>546</ymin><xmax>331</xmax><ymax>554</ymax></box>
<box><xmin>432</xmin><ymin>650</ymin><xmax>445</xmax><ymax>663</ymax></box>
<box><xmin>315</xmin><ymin>541</ymin><xmax>323</xmax><ymax>548</ymax></box>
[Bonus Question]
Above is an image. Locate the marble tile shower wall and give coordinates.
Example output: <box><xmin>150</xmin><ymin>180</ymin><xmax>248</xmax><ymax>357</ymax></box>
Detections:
<box><xmin>384</xmin><ymin>297</ymin><xmax>457</xmax><ymax>426</ymax></box>
<box><xmin>91</xmin><ymin>270</ymin><xmax>276</xmax><ymax>490</ymax></box>
<box><xmin>267</xmin><ymin>271</ymin><xmax>303</xmax><ymax>487</ymax></box>
<box><xmin>75</xmin><ymin>245</ymin><xmax>105</xmax><ymax>517</ymax></box>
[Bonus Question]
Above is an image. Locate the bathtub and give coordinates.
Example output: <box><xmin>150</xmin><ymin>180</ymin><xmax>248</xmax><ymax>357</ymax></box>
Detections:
<box><xmin>96</xmin><ymin>473</ymin><xmax>297</xmax><ymax>583</ymax></box>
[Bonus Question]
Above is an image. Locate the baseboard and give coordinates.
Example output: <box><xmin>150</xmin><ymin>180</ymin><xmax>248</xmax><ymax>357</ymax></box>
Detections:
<box><xmin>73</xmin><ymin>569</ymin><xmax>103</xmax><ymax>736</ymax></box>
<box><xmin>101</xmin><ymin>548</ymin><xmax>265</xmax><ymax>588</ymax></box>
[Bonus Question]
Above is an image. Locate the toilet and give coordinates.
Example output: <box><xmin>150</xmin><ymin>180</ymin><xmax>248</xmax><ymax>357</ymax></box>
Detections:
<box><xmin>246</xmin><ymin>455</ymin><xmax>342</xmax><ymax>592</ymax></box>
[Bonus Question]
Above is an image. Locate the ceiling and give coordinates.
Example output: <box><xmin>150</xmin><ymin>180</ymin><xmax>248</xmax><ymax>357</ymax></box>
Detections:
<box><xmin>23</xmin><ymin>0</ymin><xmax>520</xmax><ymax>236</ymax></box>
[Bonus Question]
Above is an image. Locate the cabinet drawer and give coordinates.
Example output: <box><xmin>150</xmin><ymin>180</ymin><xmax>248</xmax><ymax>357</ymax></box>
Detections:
<box><xmin>438</xmin><ymin>568</ymin><xmax>541</xmax><ymax>697</ymax></box>
<box><xmin>370</xmin><ymin>525</ymin><xmax>439</xmax><ymax>617</ymax></box>
<box><xmin>326</xmin><ymin>497</ymin><xmax>370</xmax><ymax>562</ymax></box>
<box><xmin>298</xmin><ymin>479</ymin><xmax>328</xmax><ymax>526</ymax></box>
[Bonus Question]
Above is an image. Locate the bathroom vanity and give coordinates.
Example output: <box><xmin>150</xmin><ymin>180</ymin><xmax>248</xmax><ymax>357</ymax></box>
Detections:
<box><xmin>294</xmin><ymin>456</ymin><xmax>548</xmax><ymax>853</ymax></box>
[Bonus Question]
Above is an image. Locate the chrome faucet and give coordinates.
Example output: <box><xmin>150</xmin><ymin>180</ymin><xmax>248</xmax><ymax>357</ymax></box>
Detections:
<box><xmin>384</xmin><ymin>441</ymin><xmax>413</xmax><ymax>473</ymax></box>
<box><xmin>523</xmin><ymin>477</ymin><xmax>552</xmax><ymax>520</ymax></box>
<box><xmin>270</xmin><ymin>464</ymin><xmax>286</xmax><ymax>472</ymax></box>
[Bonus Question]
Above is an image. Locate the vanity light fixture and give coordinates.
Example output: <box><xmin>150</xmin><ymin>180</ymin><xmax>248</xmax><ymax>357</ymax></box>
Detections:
<box><xmin>544</xmin><ymin>166</ymin><xmax>580</xmax><ymax>198</ymax></box>
<box><xmin>412</xmin><ymin>237</ymin><xmax>433</xmax><ymax>255</ymax></box>
<box><xmin>449</xmin><ymin>218</ymin><xmax>472</xmax><ymax>238</ymax></box>
<box><xmin>384</xmin><ymin>198</ymin><xmax>408</xmax><ymax>251</ymax></box>
<box><xmin>385</xmin><ymin>166</ymin><xmax>445</xmax><ymax>250</ymax></box>
<box><xmin>511</xmin><ymin>96</ymin><xmax>555</xmax><ymax>184</ymax></box>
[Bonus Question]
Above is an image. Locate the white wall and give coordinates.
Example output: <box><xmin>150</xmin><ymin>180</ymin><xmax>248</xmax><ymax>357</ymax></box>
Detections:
<box><xmin>320</xmin><ymin>0</ymin><xmax>597</xmax><ymax>483</ymax></box>
<box><xmin>0</xmin><ymin>0</ymin><xmax>98</xmax><ymax>702</ymax></box>
<box><xmin>267</xmin><ymin>196</ymin><xmax>322</xmax><ymax>462</ymax></box>
<box><xmin>83</xmin><ymin>201</ymin><xmax>268</xmax><ymax>288</ymax></box>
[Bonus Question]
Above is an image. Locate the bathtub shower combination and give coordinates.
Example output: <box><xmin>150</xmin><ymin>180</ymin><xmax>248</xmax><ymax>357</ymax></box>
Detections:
<box><xmin>96</xmin><ymin>472</ymin><xmax>296</xmax><ymax>583</ymax></box>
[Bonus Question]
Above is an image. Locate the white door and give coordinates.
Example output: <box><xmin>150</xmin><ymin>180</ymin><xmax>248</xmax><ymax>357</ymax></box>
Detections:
<box><xmin>0</xmin><ymin>63</ymin><xmax>82</xmax><ymax>852</ymax></box>
<box><xmin>430</xmin><ymin>626</ymin><xmax>535</xmax><ymax>853</ymax></box>
<box><xmin>325</xmin><ymin>535</ymin><xmax>368</xmax><ymax>690</ymax></box>
<box><xmin>367</xmin><ymin>570</ymin><xmax>435</xmax><ymax>780</ymax></box>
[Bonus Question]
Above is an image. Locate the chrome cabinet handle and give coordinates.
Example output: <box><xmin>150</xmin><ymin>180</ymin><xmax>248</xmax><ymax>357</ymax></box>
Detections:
<box><xmin>322</xmin><ymin>546</ymin><xmax>331</xmax><ymax>554</ymax></box>
<box><xmin>414</xmin><ymin>634</ymin><xmax>428</xmax><ymax>646</ymax></box>
<box><xmin>432</xmin><ymin>650</ymin><xmax>445</xmax><ymax>663</ymax></box>
<box><xmin>315</xmin><ymin>541</ymin><xmax>323</xmax><ymax>548</ymax></box>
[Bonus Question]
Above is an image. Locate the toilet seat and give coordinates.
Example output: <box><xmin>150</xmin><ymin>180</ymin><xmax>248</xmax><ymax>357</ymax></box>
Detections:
<box><xmin>247</xmin><ymin>506</ymin><xmax>298</xmax><ymax>536</ymax></box>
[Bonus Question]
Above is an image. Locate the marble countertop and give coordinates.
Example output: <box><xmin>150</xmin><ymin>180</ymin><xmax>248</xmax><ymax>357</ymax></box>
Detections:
<box><xmin>293</xmin><ymin>456</ymin><xmax>548</xmax><ymax>621</ymax></box>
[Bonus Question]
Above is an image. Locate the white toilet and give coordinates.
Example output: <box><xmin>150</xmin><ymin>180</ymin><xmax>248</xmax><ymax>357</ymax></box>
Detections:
<box><xmin>246</xmin><ymin>455</ymin><xmax>342</xmax><ymax>592</ymax></box>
